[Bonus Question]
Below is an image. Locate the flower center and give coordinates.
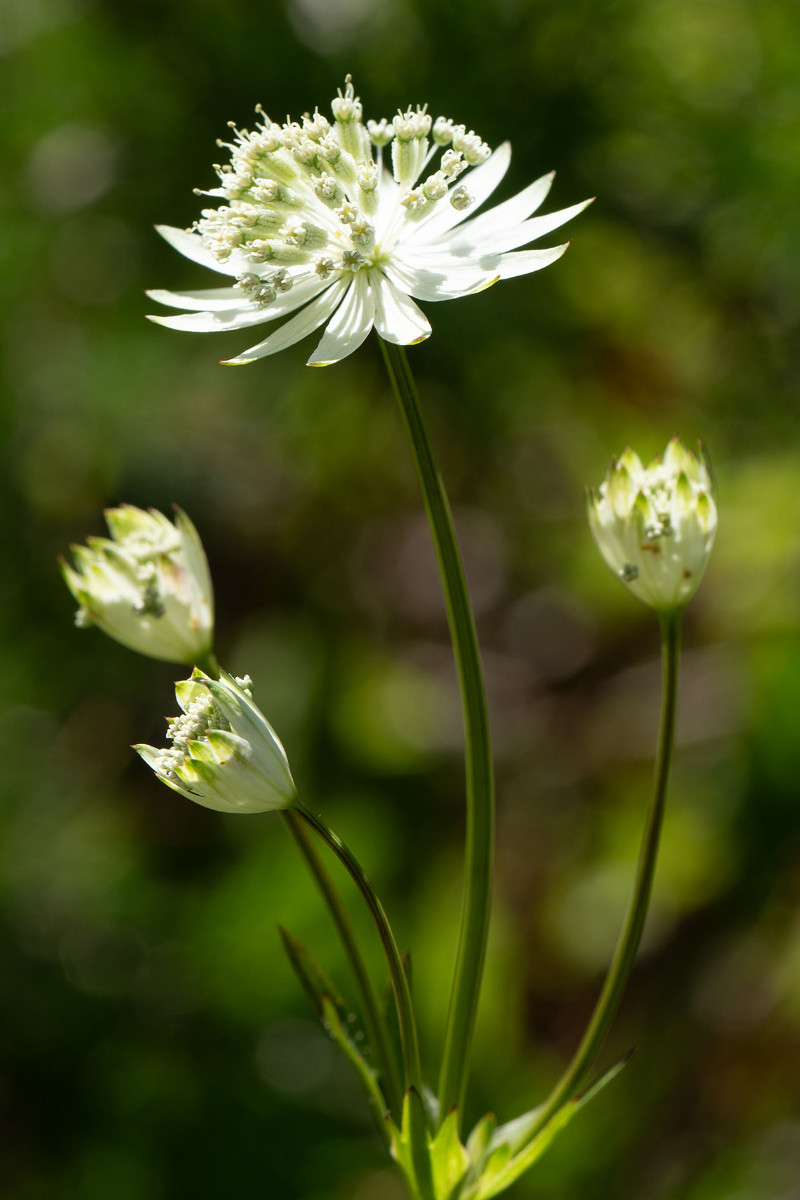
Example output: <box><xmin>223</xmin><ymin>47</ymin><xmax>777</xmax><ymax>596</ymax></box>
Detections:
<box><xmin>156</xmin><ymin>676</ymin><xmax>254</xmax><ymax>782</ymax></box>
<box><xmin>120</xmin><ymin>528</ymin><xmax>180</xmax><ymax>618</ymax></box>
<box><xmin>189</xmin><ymin>76</ymin><xmax>491</xmax><ymax>307</ymax></box>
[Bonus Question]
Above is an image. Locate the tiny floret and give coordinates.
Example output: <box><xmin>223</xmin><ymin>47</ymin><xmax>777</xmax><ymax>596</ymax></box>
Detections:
<box><xmin>136</xmin><ymin>669</ymin><xmax>296</xmax><ymax>814</ymax></box>
<box><xmin>62</xmin><ymin>505</ymin><xmax>214</xmax><ymax>663</ymax></box>
<box><xmin>587</xmin><ymin>437</ymin><xmax>717</xmax><ymax>612</ymax></box>
<box><xmin>449</xmin><ymin>185</ymin><xmax>473</xmax><ymax>211</ymax></box>
<box><xmin>147</xmin><ymin>76</ymin><xmax>592</xmax><ymax>367</ymax></box>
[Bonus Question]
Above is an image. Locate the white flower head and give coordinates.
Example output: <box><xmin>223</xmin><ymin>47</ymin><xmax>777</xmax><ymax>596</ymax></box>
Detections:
<box><xmin>147</xmin><ymin>75</ymin><xmax>592</xmax><ymax>366</ymax></box>
<box><xmin>587</xmin><ymin>437</ymin><xmax>717</xmax><ymax>612</ymax></box>
<box><xmin>136</xmin><ymin>670</ymin><xmax>297</xmax><ymax>814</ymax></box>
<box><xmin>62</xmin><ymin>505</ymin><xmax>214</xmax><ymax>663</ymax></box>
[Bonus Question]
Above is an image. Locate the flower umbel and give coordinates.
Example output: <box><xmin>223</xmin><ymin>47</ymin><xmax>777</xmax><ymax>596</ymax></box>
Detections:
<box><xmin>147</xmin><ymin>76</ymin><xmax>591</xmax><ymax>366</ymax></box>
<box><xmin>62</xmin><ymin>505</ymin><xmax>214</xmax><ymax>663</ymax></box>
<box><xmin>587</xmin><ymin>437</ymin><xmax>717</xmax><ymax>612</ymax></box>
<box><xmin>136</xmin><ymin>669</ymin><xmax>296</xmax><ymax>813</ymax></box>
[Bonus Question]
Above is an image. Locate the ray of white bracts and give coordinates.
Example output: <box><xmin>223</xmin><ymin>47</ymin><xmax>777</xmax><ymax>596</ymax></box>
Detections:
<box><xmin>148</xmin><ymin>143</ymin><xmax>592</xmax><ymax>366</ymax></box>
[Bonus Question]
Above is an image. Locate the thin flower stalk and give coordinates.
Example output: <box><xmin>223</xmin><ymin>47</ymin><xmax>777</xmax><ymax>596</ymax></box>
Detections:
<box><xmin>379</xmin><ymin>339</ymin><xmax>494</xmax><ymax>1130</ymax></box>
<box><xmin>294</xmin><ymin>799</ymin><xmax>435</xmax><ymax>1200</ymax></box>
<box><xmin>282</xmin><ymin>809</ymin><xmax>404</xmax><ymax>1119</ymax></box>
<box><xmin>294</xmin><ymin>800</ymin><xmax>423</xmax><ymax>1094</ymax></box>
<box><xmin>514</xmin><ymin>609</ymin><xmax>681</xmax><ymax>1152</ymax></box>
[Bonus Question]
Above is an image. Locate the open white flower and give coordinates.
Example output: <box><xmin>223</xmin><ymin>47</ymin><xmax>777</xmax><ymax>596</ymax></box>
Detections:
<box><xmin>136</xmin><ymin>670</ymin><xmax>296</xmax><ymax>814</ymax></box>
<box><xmin>147</xmin><ymin>76</ymin><xmax>591</xmax><ymax>366</ymax></box>
<box><xmin>587</xmin><ymin>437</ymin><xmax>717</xmax><ymax>612</ymax></box>
<box><xmin>62</xmin><ymin>505</ymin><xmax>214</xmax><ymax>663</ymax></box>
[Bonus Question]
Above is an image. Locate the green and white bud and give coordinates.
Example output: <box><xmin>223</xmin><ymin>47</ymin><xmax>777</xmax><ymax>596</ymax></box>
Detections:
<box><xmin>136</xmin><ymin>669</ymin><xmax>296</xmax><ymax>814</ymax></box>
<box><xmin>587</xmin><ymin>437</ymin><xmax>717</xmax><ymax>612</ymax></box>
<box><xmin>61</xmin><ymin>505</ymin><xmax>214</xmax><ymax>663</ymax></box>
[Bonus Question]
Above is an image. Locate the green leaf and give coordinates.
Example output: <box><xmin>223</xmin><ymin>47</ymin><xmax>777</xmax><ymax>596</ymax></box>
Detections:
<box><xmin>429</xmin><ymin>1109</ymin><xmax>470</xmax><ymax>1200</ymax></box>
<box><xmin>486</xmin><ymin>1105</ymin><xmax>545</xmax><ymax>1156</ymax></box>
<box><xmin>320</xmin><ymin>996</ymin><xmax>389</xmax><ymax>1125</ymax></box>
<box><xmin>388</xmin><ymin>1090</ymin><xmax>437</xmax><ymax>1200</ymax></box>
<box><xmin>387</xmin><ymin>1091</ymin><xmax>415</xmax><ymax>1186</ymax></box>
<box><xmin>469</xmin><ymin>1056</ymin><xmax>630</xmax><ymax>1200</ymax></box>
<box><xmin>278</xmin><ymin>925</ymin><xmax>346</xmax><ymax>1017</ymax></box>
<box><xmin>278</xmin><ymin>928</ymin><xmax>390</xmax><ymax>1136</ymax></box>
<box><xmin>462</xmin><ymin>1113</ymin><xmax>497</xmax><ymax>1189</ymax></box>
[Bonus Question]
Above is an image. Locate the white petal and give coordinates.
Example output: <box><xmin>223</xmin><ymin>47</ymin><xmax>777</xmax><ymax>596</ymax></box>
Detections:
<box><xmin>401</xmin><ymin>246</ymin><xmax>502</xmax><ymax>273</ymax></box>
<box><xmin>223</xmin><ymin>280</ymin><xmax>349</xmax><ymax>364</ymax></box>
<box><xmin>148</xmin><ymin>306</ymin><xmax>262</xmax><ymax>333</ymax></box>
<box><xmin>384</xmin><ymin>258</ymin><xmax>499</xmax><ymax>302</ymax></box>
<box><xmin>497</xmin><ymin>244</ymin><xmax>570</xmax><ymax>279</ymax></box>
<box><xmin>404</xmin><ymin>142</ymin><xmax>512</xmax><ymax>241</ymax></box>
<box><xmin>147</xmin><ymin>277</ymin><xmax>329</xmax><ymax>333</ymax></box>
<box><xmin>307</xmin><ymin>272</ymin><xmax>375</xmax><ymax>366</ymax></box>
<box><xmin>374</xmin><ymin>168</ymin><xmax>402</xmax><ymax>241</ymax></box>
<box><xmin>435</xmin><ymin>172</ymin><xmax>556</xmax><ymax>246</ymax></box>
<box><xmin>156</xmin><ymin>225</ymin><xmax>243</xmax><ymax>277</ymax></box>
<box><xmin>146</xmin><ymin>287</ymin><xmax>246</xmax><ymax>312</ymax></box>
<box><xmin>453</xmin><ymin>198</ymin><xmax>594</xmax><ymax>256</ymax></box>
<box><xmin>371</xmin><ymin>274</ymin><xmax>431</xmax><ymax>345</ymax></box>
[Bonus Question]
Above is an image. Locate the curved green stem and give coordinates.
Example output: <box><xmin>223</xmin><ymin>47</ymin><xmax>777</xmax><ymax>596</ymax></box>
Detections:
<box><xmin>282</xmin><ymin>809</ymin><xmax>403</xmax><ymax>1119</ymax></box>
<box><xmin>197</xmin><ymin>650</ymin><xmax>402</xmax><ymax>1114</ymax></box>
<box><xmin>519</xmin><ymin>609</ymin><xmax>681</xmax><ymax>1147</ymax></box>
<box><xmin>294</xmin><ymin>801</ymin><xmax>424</xmax><ymax>1092</ymax></box>
<box><xmin>295</xmin><ymin>799</ymin><xmax>435</xmax><ymax>1200</ymax></box>
<box><xmin>379</xmin><ymin>339</ymin><xmax>495</xmax><ymax>1126</ymax></box>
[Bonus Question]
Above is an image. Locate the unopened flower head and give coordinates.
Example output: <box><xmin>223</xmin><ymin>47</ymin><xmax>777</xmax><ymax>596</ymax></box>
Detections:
<box><xmin>136</xmin><ymin>669</ymin><xmax>296</xmax><ymax>814</ymax></box>
<box><xmin>62</xmin><ymin>505</ymin><xmax>214</xmax><ymax>663</ymax></box>
<box><xmin>587</xmin><ymin>437</ymin><xmax>717</xmax><ymax>612</ymax></box>
<box><xmin>147</xmin><ymin>75</ymin><xmax>592</xmax><ymax>366</ymax></box>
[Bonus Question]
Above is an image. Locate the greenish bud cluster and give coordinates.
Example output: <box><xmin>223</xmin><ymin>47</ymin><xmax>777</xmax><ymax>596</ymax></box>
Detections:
<box><xmin>587</xmin><ymin>436</ymin><xmax>717</xmax><ymax>612</ymax></box>
<box><xmin>136</xmin><ymin>670</ymin><xmax>297</xmax><ymax>815</ymax></box>
<box><xmin>62</xmin><ymin>505</ymin><xmax>214</xmax><ymax>663</ymax></box>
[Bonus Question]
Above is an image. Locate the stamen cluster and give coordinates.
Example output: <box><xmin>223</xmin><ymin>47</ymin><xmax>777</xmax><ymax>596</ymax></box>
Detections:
<box><xmin>158</xmin><ymin>687</ymin><xmax>229</xmax><ymax>781</ymax></box>
<box><xmin>195</xmin><ymin>76</ymin><xmax>489</xmax><ymax>288</ymax></box>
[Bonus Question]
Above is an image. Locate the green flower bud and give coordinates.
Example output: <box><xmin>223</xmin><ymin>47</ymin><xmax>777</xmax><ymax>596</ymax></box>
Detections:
<box><xmin>136</xmin><ymin>669</ymin><xmax>296</xmax><ymax>814</ymax></box>
<box><xmin>586</xmin><ymin>436</ymin><xmax>717</xmax><ymax>612</ymax></box>
<box><xmin>61</xmin><ymin>505</ymin><xmax>213</xmax><ymax>663</ymax></box>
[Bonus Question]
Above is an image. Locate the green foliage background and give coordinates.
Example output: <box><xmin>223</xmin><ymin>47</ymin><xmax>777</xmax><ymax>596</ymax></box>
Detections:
<box><xmin>2</xmin><ymin>0</ymin><xmax>800</xmax><ymax>1196</ymax></box>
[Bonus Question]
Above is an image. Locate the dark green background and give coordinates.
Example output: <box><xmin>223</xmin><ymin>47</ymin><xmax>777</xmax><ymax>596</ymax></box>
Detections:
<box><xmin>2</xmin><ymin>0</ymin><xmax>800</xmax><ymax>1196</ymax></box>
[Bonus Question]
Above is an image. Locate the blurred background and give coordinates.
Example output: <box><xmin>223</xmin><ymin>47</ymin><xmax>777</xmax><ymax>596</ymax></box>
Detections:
<box><xmin>2</xmin><ymin>0</ymin><xmax>800</xmax><ymax>1196</ymax></box>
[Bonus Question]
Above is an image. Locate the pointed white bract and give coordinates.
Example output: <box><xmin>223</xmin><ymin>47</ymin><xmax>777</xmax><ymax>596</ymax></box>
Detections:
<box><xmin>148</xmin><ymin>76</ymin><xmax>591</xmax><ymax>366</ymax></box>
<box><xmin>587</xmin><ymin>437</ymin><xmax>717</xmax><ymax>612</ymax></box>
<box><xmin>136</xmin><ymin>670</ymin><xmax>297</xmax><ymax>814</ymax></box>
<box><xmin>62</xmin><ymin>505</ymin><xmax>214</xmax><ymax>663</ymax></box>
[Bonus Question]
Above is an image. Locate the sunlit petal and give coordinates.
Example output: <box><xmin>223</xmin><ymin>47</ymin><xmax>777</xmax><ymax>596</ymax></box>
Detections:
<box><xmin>371</xmin><ymin>274</ymin><xmax>431</xmax><ymax>344</ymax></box>
<box><xmin>308</xmin><ymin>272</ymin><xmax>375</xmax><ymax>365</ymax></box>
<box><xmin>223</xmin><ymin>279</ymin><xmax>349</xmax><ymax>364</ymax></box>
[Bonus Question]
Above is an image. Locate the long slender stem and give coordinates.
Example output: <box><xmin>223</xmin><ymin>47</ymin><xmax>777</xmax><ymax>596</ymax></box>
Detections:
<box><xmin>282</xmin><ymin>809</ymin><xmax>403</xmax><ymax>1118</ymax></box>
<box><xmin>379</xmin><ymin>339</ymin><xmax>495</xmax><ymax>1126</ymax></box>
<box><xmin>295</xmin><ymin>800</ymin><xmax>435</xmax><ymax>1200</ymax></box>
<box><xmin>295</xmin><ymin>800</ymin><xmax>422</xmax><ymax>1091</ymax></box>
<box><xmin>519</xmin><ymin>609</ymin><xmax>681</xmax><ymax>1147</ymax></box>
